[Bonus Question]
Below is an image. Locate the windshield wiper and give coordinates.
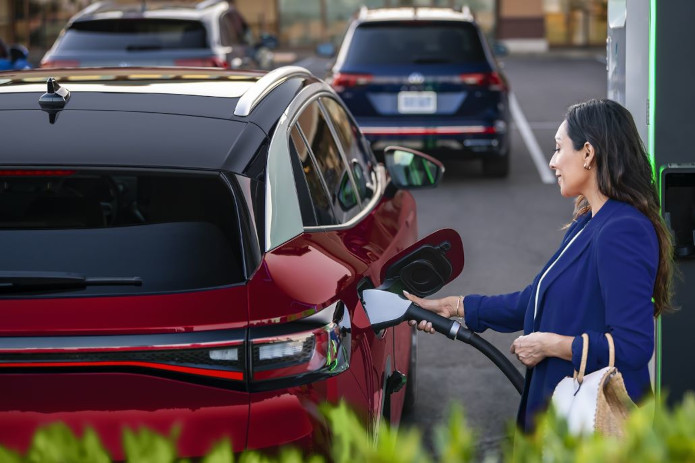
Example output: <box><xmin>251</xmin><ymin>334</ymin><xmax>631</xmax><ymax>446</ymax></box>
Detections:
<box><xmin>0</xmin><ymin>271</ymin><xmax>142</xmax><ymax>292</ymax></box>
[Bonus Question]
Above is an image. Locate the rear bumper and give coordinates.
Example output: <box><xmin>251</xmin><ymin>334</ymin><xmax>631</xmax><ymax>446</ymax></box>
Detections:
<box><xmin>0</xmin><ymin>372</ymin><xmax>327</xmax><ymax>459</ymax></box>
<box><xmin>357</xmin><ymin>119</ymin><xmax>509</xmax><ymax>156</ymax></box>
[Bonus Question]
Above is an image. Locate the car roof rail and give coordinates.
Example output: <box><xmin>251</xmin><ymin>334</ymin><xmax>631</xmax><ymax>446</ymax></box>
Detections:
<box><xmin>357</xmin><ymin>5</ymin><xmax>368</xmax><ymax>19</ymax></box>
<box><xmin>76</xmin><ymin>0</ymin><xmax>114</xmax><ymax>17</ymax></box>
<box><xmin>195</xmin><ymin>0</ymin><xmax>227</xmax><ymax>9</ymax></box>
<box><xmin>234</xmin><ymin>66</ymin><xmax>313</xmax><ymax>117</ymax></box>
<box><xmin>457</xmin><ymin>5</ymin><xmax>475</xmax><ymax>20</ymax></box>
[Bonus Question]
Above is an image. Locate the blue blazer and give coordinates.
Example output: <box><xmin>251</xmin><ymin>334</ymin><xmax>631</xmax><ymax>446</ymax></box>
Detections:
<box><xmin>464</xmin><ymin>199</ymin><xmax>657</xmax><ymax>431</ymax></box>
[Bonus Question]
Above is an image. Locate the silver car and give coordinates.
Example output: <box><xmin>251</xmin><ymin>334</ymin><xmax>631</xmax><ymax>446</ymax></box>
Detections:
<box><xmin>41</xmin><ymin>0</ymin><xmax>274</xmax><ymax>69</ymax></box>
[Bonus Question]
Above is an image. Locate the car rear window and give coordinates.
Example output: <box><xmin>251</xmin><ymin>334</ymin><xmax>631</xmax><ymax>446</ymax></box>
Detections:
<box><xmin>0</xmin><ymin>170</ymin><xmax>245</xmax><ymax>297</ymax></box>
<box><xmin>343</xmin><ymin>21</ymin><xmax>486</xmax><ymax>66</ymax></box>
<box><xmin>56</xmin><ymin>19</ymin><xmax>208</xmax><ymax>51</ymax></box>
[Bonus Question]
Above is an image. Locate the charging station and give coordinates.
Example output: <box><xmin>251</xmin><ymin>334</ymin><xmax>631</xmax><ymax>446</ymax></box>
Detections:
<box><xmin>608</xmin><ymin>0</ymin><xmax>695</xmax><ymax>405</ymax></box>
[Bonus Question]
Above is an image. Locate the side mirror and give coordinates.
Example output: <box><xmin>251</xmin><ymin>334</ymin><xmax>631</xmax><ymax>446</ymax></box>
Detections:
<box><xmin>492</xmin><ymin>41</ymin><xmax>509</xmax><ymax>57</ymax></box>
<box><xmin>378</xmin><ymin>228</ymin><xmax>463</xmax><ymax>297</ymax></box>
<box><xmin>316</xmin><ymin>42</ymin><xmax>336</xmax><ymax>58</ymax></box>
<box><xmin>384</xmin><ymin>146</ymin><xmax>444</xmax><ymax>189</ymax></box>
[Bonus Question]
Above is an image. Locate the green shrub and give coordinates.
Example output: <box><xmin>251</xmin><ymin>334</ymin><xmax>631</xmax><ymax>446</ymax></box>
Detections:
<box><xmin>3</xmin><ymin>394</ymin><xmax>695</xmax><ymax>463</ymax></box>
<box><xmin>508</xmin><ymin>394</ymin><xmax>695</xmax><ymax>463</ymax></box>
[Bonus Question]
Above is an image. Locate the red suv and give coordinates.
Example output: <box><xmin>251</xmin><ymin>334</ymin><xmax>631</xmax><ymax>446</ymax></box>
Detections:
<box><xmin>0</xmin><ymin>66</ymin><xmax>457</xmax><ymax>458</ymax></box>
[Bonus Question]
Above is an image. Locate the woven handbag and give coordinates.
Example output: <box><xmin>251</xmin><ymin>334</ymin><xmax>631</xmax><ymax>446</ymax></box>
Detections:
<box><xmin>551</xmin><ymin>333</ymin><xmax>636</xmax><ymax>437</ymax></box>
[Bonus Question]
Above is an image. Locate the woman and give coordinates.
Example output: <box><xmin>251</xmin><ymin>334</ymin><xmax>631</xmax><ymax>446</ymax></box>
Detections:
<box><xmin>406</xmin><ymin>98</ymin><xmax>673</xmax><ymax>431</ymax></box>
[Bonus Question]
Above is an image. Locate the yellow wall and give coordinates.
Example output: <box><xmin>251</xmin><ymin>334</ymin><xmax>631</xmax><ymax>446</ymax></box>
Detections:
<box><xmin>500</xmin><ymin>0</ymin><xmax>544</xmax><ymax>18</ymax></box>
<box><xmin>0</xmin><ymin>0</ymin><xmax>11</xmax><ymax>42</ymax></box>
<box><xmin>236</xmin><ymin>0</ymin><xmax>278</xmax><ymax>35</ymax></box>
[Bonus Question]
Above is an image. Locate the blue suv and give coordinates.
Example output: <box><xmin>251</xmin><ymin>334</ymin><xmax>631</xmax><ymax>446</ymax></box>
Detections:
<box><xmin>329</xmin><ymin>7</ymin><xmax>510</xmax><ymax>176</ymax></box>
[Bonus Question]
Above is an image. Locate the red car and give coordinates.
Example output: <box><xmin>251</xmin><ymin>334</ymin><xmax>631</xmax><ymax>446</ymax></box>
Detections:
<box><xmin>0</xmin><ymin>66</ymin><xmax>459</xmax><ymax>458</ymax></box>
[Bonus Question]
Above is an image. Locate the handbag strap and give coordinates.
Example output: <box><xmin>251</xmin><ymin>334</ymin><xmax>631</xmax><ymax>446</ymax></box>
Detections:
<box><xmin>575</xmin><ymin>332</ymin><xmax>615</xmax><ymax>384</ymax></box>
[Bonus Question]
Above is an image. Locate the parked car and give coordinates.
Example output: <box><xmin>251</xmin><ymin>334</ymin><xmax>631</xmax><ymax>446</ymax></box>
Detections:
<box><xmin>40</xmin><ymin>0</ymin><xmax>275</xmax><ymax>70</ymax></box>
<box><xmin>0</xmin><ymin>39</ymin><xmax>31</xmax><ymax>70</ymax></box>
<box><xmin>328</xmin><ymin>7</ymin><xmax>511</xmax><ymax>176</ymax></box>
<box><xmin>0</xmin><ymin>65</ymin><xmax>458</xmax><ymax>458</ymax></box>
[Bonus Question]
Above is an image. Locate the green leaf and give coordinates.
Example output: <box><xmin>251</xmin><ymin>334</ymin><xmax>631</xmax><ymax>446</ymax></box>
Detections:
<box><xmin>201</xmin><ymin>439</ymin><xmax>234</xmax><ymax>463</ymax></box>
<box><xmin>25</xmin><ymin>423</ymin><xmax>111</xmax><ymax>463</ymax></box>
<box><xmin>122</xmin><ymin>425</ymin><xmax>178</xmax><ymax>463</ymax></box>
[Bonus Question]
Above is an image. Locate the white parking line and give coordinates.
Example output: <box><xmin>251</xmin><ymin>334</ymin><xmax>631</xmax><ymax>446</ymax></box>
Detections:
<box><xmin>509</xmin><ymin>93</ymin><xmax>556</xmax><ymax>184</ymax></box>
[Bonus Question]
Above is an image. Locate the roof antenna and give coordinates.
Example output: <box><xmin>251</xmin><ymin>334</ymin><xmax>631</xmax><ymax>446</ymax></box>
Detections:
<box><xmin>38</xmin><ymin>77</ymin><xmax>70</xmax><ymax>124</ymax></box>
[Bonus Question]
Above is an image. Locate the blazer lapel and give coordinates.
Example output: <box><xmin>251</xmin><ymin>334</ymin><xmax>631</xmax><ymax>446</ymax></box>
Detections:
<box><xmin>532</xmin><ymin>200</ymin><xmax>618</xmax><ymax>328</ymax></box>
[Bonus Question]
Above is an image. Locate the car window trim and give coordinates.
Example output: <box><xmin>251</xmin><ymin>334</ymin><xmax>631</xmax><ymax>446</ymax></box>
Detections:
<box><xmin>265</xmin><ymin>83</ymin><xmax>384</xmax><ymax>251</ymax></box>
<box><xmin>316</xmin><ymin>96</ymin><xmax>364</xmax><ymax>210</ymax></box>
<box><xmin>286</xmin><ymin>91</ymin><xmax>385</xmax><ymax>228</ymax></box>
<box><xmin>318</xmin><ymin>95</ymin><xmax>378</xmax><ymax>204</ymax></box>
<box><xmin>288</xmin><ymin>127</ymin><xmax>321</xmax><ymax>226</ymax></box>
<box><xmin>304</xmin><ymin>164</ymin><xmax>385</xmax><ymax>233</ymax></box>
<box><xmin>293</xmin><ymin>122</ymin><xmax>338</xmax><ymax>225</ymax></box>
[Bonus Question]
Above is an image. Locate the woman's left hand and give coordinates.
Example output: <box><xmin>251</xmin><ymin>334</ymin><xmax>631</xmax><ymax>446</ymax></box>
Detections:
<box><xmin>510</xmin><ymin>333</ymin><xmax>550</xmax><ymax>368</ymax></box>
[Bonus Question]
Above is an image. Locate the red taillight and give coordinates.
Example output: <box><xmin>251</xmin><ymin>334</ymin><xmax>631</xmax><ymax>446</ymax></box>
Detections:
<box><xmin>459</xmin><ymin>72</ymin><xmax>507</xmax><ymax>91</ymax></box>
<box><xmin>0</xmin><ymin>306</ymin><xmax>350</xmax><ymax>388</ymax></box>
<box><xmin>251</xmin><ymin>319</ymin><xmax>349</xmax><ymax>382</ymax></box>
<box><xmin>330</xmin><ymin>72</ymin><xmax>373</xmax><ymax>90</ymax></box>
<box><xmin>0</xmin><ymin>342</ymin><xmax>245</xmax><ymax>382</ymax></box>
<box><xmin>0</xmin><ymin>170</ymin><xmax>76</xmax><ymax>176</ymax></box>
<box><xmin>40</xmin><ymin>60</ymin><xmax>80</xmax><ymax>68</ymax></box>
<box><xmin>174</xmin><ymin>57</ymin><xmax>228</xmax><ymax>68</ymax></box>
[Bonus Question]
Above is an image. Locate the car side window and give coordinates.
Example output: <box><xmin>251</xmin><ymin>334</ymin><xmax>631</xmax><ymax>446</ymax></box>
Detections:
<box><xmin>320</xmin><ymin>97</ymin><xmax>377</xmax><ymax>205</ymax></box>
<box><xmin>296</xmin><ymin>101</ymin><xmax>360</xmax><ymax>224</ymax></box>
<box><xmin>289</xmin><ymin>125</ymin><xmax>336</xmax><ymax>226</ymax></box>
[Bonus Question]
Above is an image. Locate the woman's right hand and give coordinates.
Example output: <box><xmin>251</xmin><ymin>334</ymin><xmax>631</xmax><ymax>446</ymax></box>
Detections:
<box><xmin>403</xmin><ymin>291</ymin><xmax>463</xmax><ymax>334</ymax></box>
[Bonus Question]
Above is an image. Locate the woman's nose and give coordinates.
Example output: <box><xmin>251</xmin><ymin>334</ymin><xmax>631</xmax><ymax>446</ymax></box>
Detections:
<box><xmin>549</xmin><ymin>154</ymin><xmax>557</xmax><ymax>169</ymax></box>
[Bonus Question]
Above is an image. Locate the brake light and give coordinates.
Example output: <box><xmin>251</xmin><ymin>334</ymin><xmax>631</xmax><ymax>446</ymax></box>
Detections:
<box><xmin>459</xmin><ymin>72</ymin><xmax>507</xmax><ymax>91</ymax></box>
<box><xmin>330</xmin><ymin>72</ymin><xmax>373</xmax><ymax>91</ymax></box>
<box><xmin>174</xmin><ymin>57</ymin><xmax>228</xmax><ymax>68</ymax></box>
<box><xmin>0</xmin><ymin>170</ymin><xmax>76</xmax><ymax>176</ymax></box>
<box><xmin>249</xmin><ymin>302</ymin><xmax>351</xmax><ymax>385</ymax></box>
<box><xmin>40</xmin><ymin>59</ymin><xmax>80</xmax><ymax>68</ymax></box>
<box><xmin>0</xmin><ymin>342</ymin><xmax>245</xmax><ymax>381</ymax></box>
<box><xmin>0</xmin><ymin>304</ymin><xmax>350</xmax><ymax>389</ymax></box>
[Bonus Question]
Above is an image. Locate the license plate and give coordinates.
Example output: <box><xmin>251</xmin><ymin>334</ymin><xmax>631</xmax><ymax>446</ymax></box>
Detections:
<box><xmin>397</xmin><ymin>91</ymin><xmax>436</xmax><ymax>114</ymax></box>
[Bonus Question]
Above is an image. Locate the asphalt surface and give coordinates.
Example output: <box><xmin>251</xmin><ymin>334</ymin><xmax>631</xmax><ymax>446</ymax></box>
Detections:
<box><xmin>298</xmin><ymin>51</ymin><xmax>608</xmax><ymax>456</ymax></box>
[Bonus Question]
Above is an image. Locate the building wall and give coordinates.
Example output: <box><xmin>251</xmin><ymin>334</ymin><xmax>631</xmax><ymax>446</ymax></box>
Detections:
<box><xmin>545</xmin><ymin>0</ymin><xmax>607</xmax><ymax>47</ymax></box>
<box><xmin>0</xmin><ymin>0</ymin><xmax>13</xmax><ymax>43</ymax></box>
<box><xmin>236</xmin><ymin>0</ymin><xmax>278</xmax><ymax>37</ymax></box>
<box><xmin>498</xmin><ymin>0</ymin><xmax>547</xmax><ymax>52</ymax></box>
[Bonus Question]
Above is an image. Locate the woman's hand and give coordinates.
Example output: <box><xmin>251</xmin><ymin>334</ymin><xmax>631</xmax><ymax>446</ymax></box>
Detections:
<box><xmin>403</xmin><ymin>291</ymin><xmax>462</xmax><ymax>334</ymax></box>
<box><xmin>510</xmin><ymin>332</ymin><xmax>550</xmax><ymax>367</ymax></box>
<box><xmin>510</xmin><ymin>332</ymin><xmax>573</xmax><ymax>367</ymax></box>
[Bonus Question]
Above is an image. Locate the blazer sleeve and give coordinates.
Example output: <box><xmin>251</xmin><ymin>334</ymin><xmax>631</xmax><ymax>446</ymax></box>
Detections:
<box><xmin>464</xmin><ymin>284</ymin><xmax>533</xmax><ymax>333</ymax></box>
<box><xmin>571</xmin><ymin>216</ymin><xmax>657</xmax><ymax>373</ymax></box>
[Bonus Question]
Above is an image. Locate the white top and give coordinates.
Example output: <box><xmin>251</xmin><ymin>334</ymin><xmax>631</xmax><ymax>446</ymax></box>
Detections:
<box><xmin>534</xmin><ymin>226</ymin><xmax>587</xmax><ymax>320</ymax></box>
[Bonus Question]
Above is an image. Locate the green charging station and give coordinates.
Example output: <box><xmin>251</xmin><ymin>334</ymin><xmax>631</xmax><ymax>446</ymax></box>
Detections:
<box><xmin>608</xmin><ymin>0</ymin><xmax>695</xmax><ymax>405</ymax></box>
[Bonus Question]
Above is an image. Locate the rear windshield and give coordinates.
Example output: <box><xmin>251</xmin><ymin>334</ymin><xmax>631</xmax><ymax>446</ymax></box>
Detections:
<box><xmin>56</xmin><ymin>19</ymin><xmax>208</xmax><ymax>51</ymax></box>
<box><xmin>344</xmin><ymin>21</ymin><xmax>486</xmax><ymax>66</ymax></box>
<box><xmin>0</xmin><ymin>171</ymin><xmax>245</xmax><ymax>297</ymax></box>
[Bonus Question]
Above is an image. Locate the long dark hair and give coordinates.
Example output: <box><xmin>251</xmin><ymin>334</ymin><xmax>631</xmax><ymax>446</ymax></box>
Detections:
<box><xmin>565</xmin><ymin>98</ymin><xmax>673</xmax><ymax>316</ymax></box>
